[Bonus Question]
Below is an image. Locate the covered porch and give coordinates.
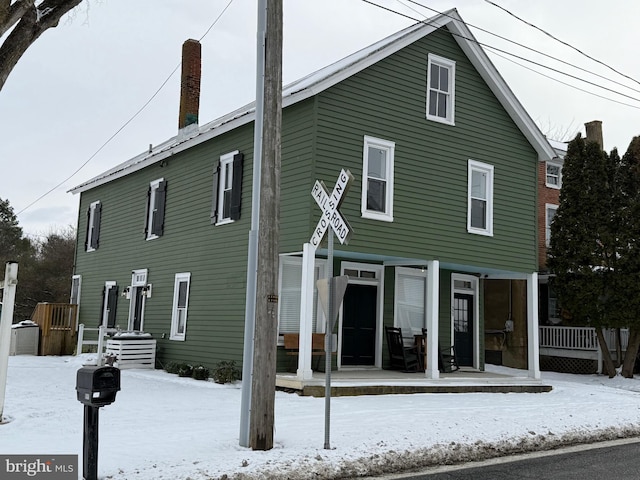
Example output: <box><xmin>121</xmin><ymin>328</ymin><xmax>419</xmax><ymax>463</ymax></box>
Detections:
<box><xmin>289</xmin><ymin>243</ymin><xmax>541</xmax><ymax>384</ymax></box>
<box><xmin>276</xmin><ymin>367</ymin><xmax>551</xmax><ymax>397</ymax></box>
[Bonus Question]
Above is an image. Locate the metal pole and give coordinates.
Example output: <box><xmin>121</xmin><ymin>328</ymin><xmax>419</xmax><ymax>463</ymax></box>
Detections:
<box><xmin>324</xmin><ymin>231</ymin><xmax>334</xmax><ymax>449</ymax></box>
<box><xmin>82</xmin><ymin>405</ymin><xmax>99</xmax><ymax>480</ymax></box>
<box><xmin>239</xmin><ymin>0</ymin><xmax>267</xmax><ymax>447</ymax></box>
<box><xmin>0</xmin><ymin>261</ymin><xmax>18</xmax><ymax>422</ymax></box>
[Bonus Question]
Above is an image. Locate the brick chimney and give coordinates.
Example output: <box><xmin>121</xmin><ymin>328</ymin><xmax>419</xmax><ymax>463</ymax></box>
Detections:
<box><xmin>584</xmin><ymin>120</ymin><xmax>603</xmax><ymax>149</ymax></box>
<box><xmin>178</xmin><ymin>39</ymin><xmax>201</xmax><ymax>132</ymax></box>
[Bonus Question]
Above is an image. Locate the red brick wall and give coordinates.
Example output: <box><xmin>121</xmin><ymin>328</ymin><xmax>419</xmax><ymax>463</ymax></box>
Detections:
<box><xmin>538</xmin><ymin>161</ymin><xmax>560</xmax><ymax>270</ymax></box>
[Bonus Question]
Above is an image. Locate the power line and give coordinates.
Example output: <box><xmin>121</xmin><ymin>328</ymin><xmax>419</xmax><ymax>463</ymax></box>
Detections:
<box><xmin>17</xmin><ymin>0</ymin><xmax>235</xmax><ymax>217</ymax></box>
<box><xmin>484</xmin><ymin>0</ymin><xmax>640</xmax><ymax>88</ymax></box>
<box><xmin>362</xmin><ymin>0</ymin><xmax>640</xmax><ymax>106</ymax></box>
<box><xmin>397</xmin><ymin>0</ymin><xmax>640</xmax><ymax>97</ymax></box>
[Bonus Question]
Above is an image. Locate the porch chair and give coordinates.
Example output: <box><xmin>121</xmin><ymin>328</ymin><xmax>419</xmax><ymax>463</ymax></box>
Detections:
<box><xmin>384</xmin><ymin>326</ymin><xmax>421</xmax><ymax>372</ymax></box>
<box><xmin>438</xmin><ymin>343</ymin><xmax>460</xmax><ymax>373</ymax></box>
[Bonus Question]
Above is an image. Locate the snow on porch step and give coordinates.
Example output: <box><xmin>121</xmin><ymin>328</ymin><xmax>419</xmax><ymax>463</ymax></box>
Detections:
<box><xmin>106</xmin><ymin>337</ymin><xmax>156</xmax><ymax>369</ymax></box>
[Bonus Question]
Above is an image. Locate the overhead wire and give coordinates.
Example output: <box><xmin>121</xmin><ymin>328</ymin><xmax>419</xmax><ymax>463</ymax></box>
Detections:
<box><xmin>361</xmin><ymin>0</ymin><xmax>640</xmax><ymax>106</ymax></box>
<box><xmin>484</xmin><ymin>0</ymin><xmax>640</xmax><ymax>88</ymax></box>
<box><xmin>398</xmin><ymin>0</ymin><xmax>640</xmax><ymax>96</ymax></box>
<box><xmin>17</xmin><ymin>0</ymin><xmax>235</xmax><ymax>216</ymax></box>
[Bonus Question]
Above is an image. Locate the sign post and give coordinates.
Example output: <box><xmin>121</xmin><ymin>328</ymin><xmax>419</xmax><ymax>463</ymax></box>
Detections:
<box><xmin>309</xmin><ymin>169</ymin><xmax>353</xmax><ymax>449</ymax></box>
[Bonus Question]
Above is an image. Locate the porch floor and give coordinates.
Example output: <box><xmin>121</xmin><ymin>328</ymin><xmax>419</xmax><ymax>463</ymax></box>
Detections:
<box><xmin>275</xmin><ymin>367</ymin><xmax>552</xmax><ymax>396</ymax></box>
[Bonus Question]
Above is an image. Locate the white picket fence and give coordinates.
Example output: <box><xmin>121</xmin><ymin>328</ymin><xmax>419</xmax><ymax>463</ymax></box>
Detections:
<box><xmin>539</xmin><ymin>326</ymin><xmax>629</xmax><ymax>373</ymax></box>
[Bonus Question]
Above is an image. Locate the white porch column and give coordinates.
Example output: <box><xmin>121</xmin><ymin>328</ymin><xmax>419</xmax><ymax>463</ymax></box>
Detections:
<box><xmin>527</xmin><ymin>272</ymin><xmax>540</xmax><ymax>379</ymax></box>
<box><xmin>425</xmin><ymin>260</ymin><xmax>439</xmax><ymax>379</ymax></box>
<box><xmin>297</xmin><ymin>243</ymin><xmax>314</xmax><ymax>380</ymax></box>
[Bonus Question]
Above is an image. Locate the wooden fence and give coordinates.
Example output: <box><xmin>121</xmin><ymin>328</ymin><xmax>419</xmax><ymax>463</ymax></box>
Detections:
<box><xmin>31</xmin><ymin>303</ymin><xmax>78</xmax><ymax>355</ymax></box>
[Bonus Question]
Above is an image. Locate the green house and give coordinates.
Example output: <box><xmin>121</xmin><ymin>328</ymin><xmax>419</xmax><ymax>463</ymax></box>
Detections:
<box><xmin>70</xmin><ymin>10</ymin><xmax>555</xmax><ymax>380</ymax></box>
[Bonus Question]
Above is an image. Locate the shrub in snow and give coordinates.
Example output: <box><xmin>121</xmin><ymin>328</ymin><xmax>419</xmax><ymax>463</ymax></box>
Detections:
<box><xmin>212</xmin><ymin>360</ymin><xmax>240</xmax><ymax>384</ymax></box>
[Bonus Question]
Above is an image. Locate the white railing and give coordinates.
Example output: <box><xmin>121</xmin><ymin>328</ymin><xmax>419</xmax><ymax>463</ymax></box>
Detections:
<box><xmin>539</xmin><ymin>326</ymin><xmax>629</xmax><ymax>351</ymax></box>
<box><xmin>76</xmin><ymin>324</ymin><xmax>119</xmax><ymax>366</ymax></box>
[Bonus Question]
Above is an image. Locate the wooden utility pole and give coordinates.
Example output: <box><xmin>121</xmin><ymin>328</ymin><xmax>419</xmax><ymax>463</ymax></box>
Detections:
<box><xmin>250</xmin><ymin>0</ymin><xmax>282</xmax><ymax>451</ymax></box>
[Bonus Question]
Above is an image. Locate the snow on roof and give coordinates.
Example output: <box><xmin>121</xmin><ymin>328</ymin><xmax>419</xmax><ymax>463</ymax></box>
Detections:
<box><xmin>70</xmin><ymin>8</ymin><xmax>555</xmax><ymax>194</ymax></box>
<box><xmin>547</xmin><ymin>138</ymin><xmax>568</xmax><ymax>159</ymax></box>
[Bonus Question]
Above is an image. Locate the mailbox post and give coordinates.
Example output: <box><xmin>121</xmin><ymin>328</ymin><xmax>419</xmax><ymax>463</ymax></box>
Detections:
<box><xmin>76</xmin><ymin>365</ymin><xmax>120</xmax><ymax>480</ymax></box>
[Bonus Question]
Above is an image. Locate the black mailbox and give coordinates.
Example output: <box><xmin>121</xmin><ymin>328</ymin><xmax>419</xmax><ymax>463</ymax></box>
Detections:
<box><xmin>76</xmin><ymin>366</ymin><xmax>121</xmax><ymax>407</ymax></box>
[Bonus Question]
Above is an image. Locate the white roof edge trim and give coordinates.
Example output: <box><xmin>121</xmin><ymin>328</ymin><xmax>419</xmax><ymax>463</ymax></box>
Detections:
<box><xmin>71</xmin><ymin>8</ymin><xmax>555</xmax><ymax>193</ymax></box>
<box><xmin>445</xmin><ymin>13</ymin><xmax>555</xmax><ymax>162</ymax></box>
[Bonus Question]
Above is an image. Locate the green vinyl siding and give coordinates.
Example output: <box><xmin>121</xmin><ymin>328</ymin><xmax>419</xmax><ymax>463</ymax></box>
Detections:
<box><xmin>307</xmin><ymin>27</ymin><xmax>537</xmax><ymax>273</ymax></box>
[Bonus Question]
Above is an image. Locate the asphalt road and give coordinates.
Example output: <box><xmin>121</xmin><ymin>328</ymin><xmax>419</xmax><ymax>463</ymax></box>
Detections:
<box><xmin>368</xmin><ymin>438</ymin><xmax>640</xmax><ymax>480</ymax></box>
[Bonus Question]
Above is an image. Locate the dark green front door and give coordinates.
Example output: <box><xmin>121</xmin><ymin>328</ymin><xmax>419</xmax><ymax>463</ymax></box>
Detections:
<box><xmin>341</xmin><ymin>284</ymin><xmax>377</xmax><ymax>366</ymax></box>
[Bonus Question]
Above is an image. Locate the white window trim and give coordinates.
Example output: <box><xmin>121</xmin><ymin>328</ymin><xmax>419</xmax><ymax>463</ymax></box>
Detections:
<box><xmin>146</xmin><ymin>178</ymin><xmax>164</xmax><ymax>240</ymax></box>
<box><xmin>467</xmin><ymin>159</ymin><xmax>494</xmax><ymax>237</ymax></box>
<box><xmin>86</xmin><ymin>200</ymin><xmax>100</xmax><ymax>252</ymax></box>
<box><xmin>70</xmin><ymin>274</ymin><xmax>82</xmax><ymax>330</ymax></box>
<box><xmin>170</xmin><ymin>272</ymin><xmax>191</xmax><ymax>341</ymax></box>
<box><xmin>426</xmin><ymin>53</ymin><xmax>456</xmax><ymax>126</ymax></box>
<box><xmin>545</xmin><ymin>161</ymin><xmax>562</xmax><ymax>189</ymax></box>
<box><xmin>545</xmin><ymin>203</ymin><xmax>558</xmax><ymax>247</ymax></box>
<box><xmin>361</xmin><ymin>135</ymin><xmax>395</xmax><ymax>222</ymax></box>
<box><xmin>216</xmin><ymin>151</ymin><xmax>238</xmax><ymax>225</ymax></box>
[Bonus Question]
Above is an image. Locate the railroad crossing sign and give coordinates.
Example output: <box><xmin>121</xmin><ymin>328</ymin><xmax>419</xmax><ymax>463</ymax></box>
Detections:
<box><xmin>310</xmin><ymin>169</ymin><xmax>353</xmax><ymax>249</ymax></box>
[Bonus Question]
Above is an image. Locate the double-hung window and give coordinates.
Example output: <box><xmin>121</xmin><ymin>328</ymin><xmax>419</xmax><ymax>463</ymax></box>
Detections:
<box><xmin>467</xmin><ymin>160</ymin><xmax>494</xmax><ymax>236</ymax></box>
<box><xmin>212</xmin><ymin>151</ymin><xmax>244</xmax><ymax>225</ymax></box>
<box><xmin>361</xmin><ymin>136</ymin><xmax>394</xmax><ymax>222</ymax></box>
<box><xmin>278</xmin><ymin>256</ymin><xmax>325</xmax><ymax>336</ymax></box>
<box><xmin>426</xmin><ymin>54</ymin><xmax>455</xmax><ymax>125</ymax></box>
<box><xmin>394</xmin><ymin>267</ymin><xmax>427</xmax><ymax>345</ymax></box>
<box><xmin>545</xmin><ymin>161</ymin><xmax>562</xmax><ymax>188</ymax></box>
<box><xmin>146</xmin><ymin>178</ymin><xmax>167</xmax><ymax>239</ymax></box>
<box><xmin>85</xmin><ymin>200</ymin><xmax>102</xmax><ymax>251</ymax></box>
<box><xmin>170</xmin><ymin>272</ymin><xmax>191</xmax><ymax>341</ymax></box>
<box><xmin>545</xmin><ymin>204</ymin><xmax>558</xmax><ymax>246</ymax></box>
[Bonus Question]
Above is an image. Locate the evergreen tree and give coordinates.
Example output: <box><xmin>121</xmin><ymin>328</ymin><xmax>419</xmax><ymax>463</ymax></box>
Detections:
<box><xmin>548</xmin><ymin>134</ymin><xmax>622</xmax><ymax>376</ymax></box>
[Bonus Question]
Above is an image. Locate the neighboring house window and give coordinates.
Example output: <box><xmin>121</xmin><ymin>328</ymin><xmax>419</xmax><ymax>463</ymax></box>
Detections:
<box><xmin>101</xmin><ymin>281</ymin><xmax>118</xmax><ymax>328</ymax></box>
<box><xmin>467</xmin><ymin>160</ymin><xmax>494</xmax><ymax>236</ymax></box>
<box><xmin>426</xmin><ymin>54</ymin><xmax>455</xmax><ymax>125</ymax></box>
<box><xmin>546</xmin><ymin>204</ymin><xmax>558</xmax><ymax>246</ymax></box>
<box><xmin>85</xmin><ymin>200</ymin><xmax>102</xmax><ymax>251</ymax></box>
<box><xmin>211</xmin><ymin>151</ymin><xmax>244</xmax><ymax>225</ymax></box>
<box><xmin>146</xmin><ymin>178</ymin><xmax>167</xmax><ymax>239</ymax></box>
<box><xmin>170</xmin><ymin>272</ymin><xmax>191</xmax><ymax>341</ymax></box>
<box><xmin>361</xmin><ymin>136</ymin><xmax>394</xmax><ymax>222</ymax></box>
<box><xmin>546</xmin><ymin>161</ymin><xmax>562</xmax><ymax>188</ymax></box>
<box><xmin>278</xmin><ymin>256</ymin><xmax>325</xmax><ymax>335</ymax></box>
<box><xmin>394</xmin><ymin>267</ymin><xmax>426</xmax><ymax>345</ymax></box>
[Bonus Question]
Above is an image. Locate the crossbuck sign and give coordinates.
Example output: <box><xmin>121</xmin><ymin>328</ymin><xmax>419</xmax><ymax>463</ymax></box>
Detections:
<box><xmin>310</xmin><ymin>169</ymin><xmax>353</xmax><ymax>250</ymax></box>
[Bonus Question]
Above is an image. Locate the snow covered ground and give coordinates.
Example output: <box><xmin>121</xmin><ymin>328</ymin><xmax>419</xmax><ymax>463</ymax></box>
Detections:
<box><xmin>2</xmin><ymin>354</ymin><xmax>640</xmax><ymax>480</ymax></box>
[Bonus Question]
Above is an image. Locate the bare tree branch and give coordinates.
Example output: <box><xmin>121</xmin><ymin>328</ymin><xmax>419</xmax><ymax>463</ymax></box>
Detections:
<box><xmin>0</xmin><ymin>0</ymin><xmax>35</xmax><ymax>37</ymax></box>
<box><xmin>0</xmin><ymin>0</ymin><xmax>82</xmax><ymax>91</ymax></box>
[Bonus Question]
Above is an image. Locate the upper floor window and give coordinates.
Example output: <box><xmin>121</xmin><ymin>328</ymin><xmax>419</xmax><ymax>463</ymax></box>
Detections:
<box><xmin>85</xmin><ymin>200</ymin><xmax>102</xmax><ymax>252</ymax></box>
<box><xmin>170</xmin><ymin>272</ymin><xmax>191</xmax><ymax>341</ymax></box>
<box><xmin>467</xmin><ymin>159</ymin><xmax>494</xmax><ymax>236</ymax></box>
<box><xmin>361</xmin><ymin>136</ymin><xmax>394</xmax><ymax>222</ymax></box>
<box><xmin>211</xmin><ymin>151</ymin><xmax>244</xmax><ymax>225</ymax></box>
<box><xmin>426</xmin><ymin>54</ymin><xmax>455</xmax><ymax>125</ymax></box>
<box><xmin>146</xmin><ymin>178</ymin><xmax>167</xmax><ymax>240</ymax></box>
<box><xmin>546</xmin><ymin>161</ymin><xmax>562</xmax><ymax>189</ymax></box>
<box><xmin>545</xmin><ymin>204</ymin><xmax>558</xmax><ymax>246</ymax></box>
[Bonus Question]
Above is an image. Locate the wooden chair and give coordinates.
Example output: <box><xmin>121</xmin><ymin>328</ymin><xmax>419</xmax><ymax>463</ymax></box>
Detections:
<box><xmin>438</xmin><ymin>343</ymin><xmax>460</xmax><ymax>373</ymax></box>
<box><xmin>385</xmin><ymin>326</ymin><xmax>420</xmax><ymax>372</ymax></box>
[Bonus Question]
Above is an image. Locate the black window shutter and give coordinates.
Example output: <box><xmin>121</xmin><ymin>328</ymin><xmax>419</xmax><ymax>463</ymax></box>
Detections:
<box><xmin>229</xmin><ymin>152</ymin><xmax>244</xmax><ymax>221</ymax></box>
<box><xmin>91</xmin><ymin>202</ymin><xmax>102</xmax><ymax>250</ymax></box>
<box><xmin>144</xmin><ymin>186</ymin><xmax>151</xmax><ymax>237</ymax></box>
<box><xmin>84</xmin><ymin>206</ymin><xmax>91</xmax><ymax>251</ymax></box>
<box><xmin>99</xmin><ymin>286</ymin><xmax>106</xmax><ymax>326</ymax></box>
<box><xmin>106</xmin><ymin>286</ymin><xmax>118</xmax><ymax>328</ymax></box>
<box><xmin>211</xmin><ymin>162</ymin><xmax>220</xmax><ymax>224</ymax></box>
<box><xmin>151</xmin><ymin>181</ymin><xmax>167</xmax><ymax>236</ymax></box>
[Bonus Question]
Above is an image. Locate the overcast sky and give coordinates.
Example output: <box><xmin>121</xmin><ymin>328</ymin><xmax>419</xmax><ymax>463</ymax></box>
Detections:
<box><xmin>1</xmin><ymin>0</ymin><xmax>639</xmax><ymax>238</ymax></box>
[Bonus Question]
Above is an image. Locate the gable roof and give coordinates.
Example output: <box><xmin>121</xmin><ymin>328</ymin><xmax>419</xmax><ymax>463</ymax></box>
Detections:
<box><xmin>70</xmin><ymin>8</ymin><xmax>556</xmax><ymax>194</ymax></box>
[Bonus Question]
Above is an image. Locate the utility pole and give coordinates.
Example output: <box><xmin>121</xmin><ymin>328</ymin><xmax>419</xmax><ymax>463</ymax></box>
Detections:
<box><xmin>250</xmin><ymin>0</ymin><xmax>282</xmax><ymax>451</ymax></box>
